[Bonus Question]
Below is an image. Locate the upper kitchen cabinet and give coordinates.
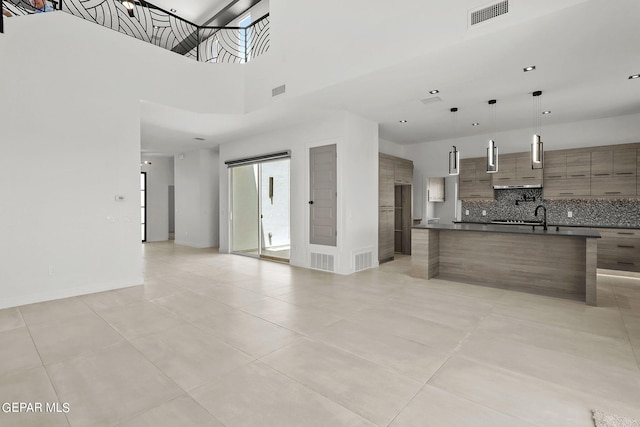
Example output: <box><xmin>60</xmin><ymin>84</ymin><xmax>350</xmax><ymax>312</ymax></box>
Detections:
<box><xmin>379</xmin><ymin>153</ymin><xmax>395</xmax><ymax>208</ymax></box>
<box><xmin>590</xmin><ymin>147</ymin><xmax>637</xmax><ymax>197</ymax></box>
<box><xmin>491</xmin><ymin>153</ymin><xmax>516</xmax><ymax>187</ymax></box>
<box><xmin>459</xmin><ymin>157</ymin><xmax>493</xmax><ymax>199</ymax></box>
<box><xmin>515</xmin><ymin>152</ymin><xmax>543</xmax><ymax>185</ymax></box>
<box><xmin>427</xmin><ymin>177</ymin><xmax>445</xmax><ymax>202</ymax></box>
<box><xmin>544</xmin><ymin>143</ymin><xmax>639</xmax><ymax>199</ymax></box>
<box><xmin>543</xmin><ymin>150</ymin><xmax>590</xmax><ymax>198</ymax></box>
<box><xmin>394</xmin><ymin>158</ymin><xmax>414</xmax><ymax>184</ymax></box>
<box><xmin>492</xmin><ymin>152</ymin><xmax>542</xmax><ymax>187</ymax></box>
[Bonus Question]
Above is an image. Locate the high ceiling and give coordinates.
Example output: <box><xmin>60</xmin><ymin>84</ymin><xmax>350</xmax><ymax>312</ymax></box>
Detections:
<box><xmin>141</xmin><ymin>0</ymin><xmax>640</xmax><ymax>154</ymax></box>
<box><xmin>149</xmin><ymin>0</ymin><xmax>234</xmax><ymax>25</ymax></box>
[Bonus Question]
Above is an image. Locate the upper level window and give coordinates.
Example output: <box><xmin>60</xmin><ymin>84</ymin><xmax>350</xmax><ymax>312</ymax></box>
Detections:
<box><xmin>239</xmin><ymin>14</ymin><xmax>251</xmax><ymax>63</ymax></box>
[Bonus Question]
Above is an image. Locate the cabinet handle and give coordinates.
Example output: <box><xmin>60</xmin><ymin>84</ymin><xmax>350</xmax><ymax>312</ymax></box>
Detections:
<box><xmin>559</xmin><ymin>192</ymin><xmax>574</xmax><ymax>195</ymax></box>
<box><xmin>617</xmin><ymin>261</ymin><xmax>635</xmax><ymax>265</ymax></box>
<box><xmin>547</xmin><ymin>175</ymin><xmax>562</xmax><ymax>178</ymax></box>
<box><xmin>605</xmin><ymin>192</ymin><xmax>621</xmax><ymax>195</ymax></box>
<box><xmin>498</xmin><ymin>177</ymin><xmax>511</xmax><ymax>180</ymax></box>
<box><xmin>570</xmin><ymin>174</ymin><xmax>586</xmax><ymax>177</ymax></box>
<box><xmin>617</xmin><ymin>232</ymin><xmax>635</xmax><ymax>235</ymax></box>
<box><xmin>616</xmin><ymin>172</ymin><xmax>634</xmax><ymax>175</ymax></box>
<box><xmin>594</xmin><ymin>173</ymin><xmax>610</xmax><ymax>176</ymax></box>
<box><xmin>521</xmin><ymin>176</ymin><xmax>535</xmax><ymax>179</ymax></box>
<box><xmin>471</xmin><ymin>194</ymin><xmax>481</xmax><ymax>197</ymax></box>
<box><xmin>462</xmin><ymin>180</ymin><xmax>473</xmax><ymax>183</ymax></box>
<box><xmin>618</xmin><ymin>245</ymin><xmax>635</xmax><ymax>248</ymax></box>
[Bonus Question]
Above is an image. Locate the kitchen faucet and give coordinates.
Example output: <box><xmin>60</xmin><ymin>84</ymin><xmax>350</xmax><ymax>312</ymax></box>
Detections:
<box><xmin>534</xmin><ymin>205</ymin><xmax>547</xmax><ymax>231</ymax></box>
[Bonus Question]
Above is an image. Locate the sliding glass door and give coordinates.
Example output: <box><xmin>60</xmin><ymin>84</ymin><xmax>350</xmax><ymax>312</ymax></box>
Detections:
<box><xmin>230</xmin><ymin>158</ymin><xmax>290</xmax><ymax>261</ymax></box>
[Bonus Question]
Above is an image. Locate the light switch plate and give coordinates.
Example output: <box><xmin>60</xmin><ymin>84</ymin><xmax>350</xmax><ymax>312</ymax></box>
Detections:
<box><xmin>465</xmin><ymin>210</ymin><xmax>469</xmax><ymax>216</ymax></box>
<box><xmin>568</xmin><ymin>211</ymin><xmax>573</xmax><ymax>218</ymax></box>
<box><xmin>482</xmin><ymin>210</ymin><xmax>487</xmax><ymax>216</ymax></box>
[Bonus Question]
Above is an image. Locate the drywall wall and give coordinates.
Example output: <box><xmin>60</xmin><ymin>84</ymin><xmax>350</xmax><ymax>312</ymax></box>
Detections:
<box><xmin>219</xmin><ymin>111</ymin><xmax>378</xmax><ymax>274</ymax></box>
<box><xmin>174</xmin><ymin>149</ymin><xmax>219</xmax><ymax>248</ymax></box>
<box><xmin>243</xmin><ymin>0</ymin><xmax>590</xmax><ymax>113</ymax></box>
<box><xmin>0</xmin><ymin>13</ymin><xmax>240</xmax><ymax>308</ymax></box>
<box><xmin>404</xmin><ymin>112</ymin><xmax>640</xmax><ymax>224</ymax></box>
<box><xmin>141</xmin><ymin>155</ymin><xmax>174</xmax><ymax>242</ymax></box>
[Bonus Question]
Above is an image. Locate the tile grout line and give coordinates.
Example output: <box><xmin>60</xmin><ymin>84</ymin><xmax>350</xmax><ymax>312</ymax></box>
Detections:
<box><xmin>609</xmin><ymin>283</ymin><xmax>640</xmax><ymax>372</ymax></box>
<box><xmin>18</xmin><ymin>306</ymin><xmax>72</xmax><ymax>427</ymax></box>
<box><xmin>254</xmin><ymin>344</ymin><xmax>386</xmax><ymax>427</ymax></box>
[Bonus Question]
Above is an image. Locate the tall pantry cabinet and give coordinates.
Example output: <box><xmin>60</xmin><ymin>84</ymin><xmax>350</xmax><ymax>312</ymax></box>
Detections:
<box><xmin>379</xmin><ymin>153</ymin><xmax>413</xmax><ymax>263</ymax></box>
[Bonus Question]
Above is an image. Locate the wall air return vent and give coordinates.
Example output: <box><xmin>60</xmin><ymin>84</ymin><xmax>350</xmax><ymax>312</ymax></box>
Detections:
<box><xmin>272</xmin><ymin>84</ymin><xmax>286</xmax><ymax>97</ymax></box>
<box><xmin>354</xmin><ymin>251</ymin><xmax>373</xmax><ymax>272</ymax></box>
<box><xmin>469</xmin><ymin>0</ymin><xmax>509</xmax><ymax>27</ymax></box>
<box><xmin>310</xmin><ymin>252</ymin><xmax>335</xmax><ymax>272</ymax></box>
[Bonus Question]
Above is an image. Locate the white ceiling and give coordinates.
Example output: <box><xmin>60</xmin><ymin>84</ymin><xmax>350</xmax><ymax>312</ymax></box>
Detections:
<box><xmin>149</xmin><ymin>0</ymin><xmax>231</xmax><ymax>25</ymax></box>
<box><xmin>141</xmin><ymin>0</ymin><xmax>640</xmax><ymax>155</ymax></box>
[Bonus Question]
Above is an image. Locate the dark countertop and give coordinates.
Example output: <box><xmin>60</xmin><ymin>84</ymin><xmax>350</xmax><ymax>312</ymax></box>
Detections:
<box><xmin>453</xmin><ymin>221</ymin><xmax>639</xmax><ymax>230</ymax></box>
<box><xmin>413</xmin><ymin>223</ymin><xmax>601</xmax><ymax>238</ymax></box>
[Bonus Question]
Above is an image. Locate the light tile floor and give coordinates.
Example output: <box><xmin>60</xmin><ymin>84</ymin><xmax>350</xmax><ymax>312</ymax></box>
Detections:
<box><xmin>1</xmin><ymin>242</ymin><xmax>639</xmax><ymax>426</ymax></box>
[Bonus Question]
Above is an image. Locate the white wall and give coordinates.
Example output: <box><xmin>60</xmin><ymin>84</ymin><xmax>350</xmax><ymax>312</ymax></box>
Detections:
<box><xmin>219</xmin><ymin>111</ymin><xmax>378</xmax><ymax>274</ymax></box>
<box><xmin>243</xmin><ymin>0</ymin><xmax>590</xmax><ymax>113</ymax></box>
<box><xmin>0</xmin><ymin>13</ymin><xmax>241</xmax><ymax>308</ymax></box>
<box><xmin>404</xmin><ymin>112</ymin><xmax>640</xmax><ymax>224</ymax></box>
<box><xmin>141</xmin><ymin>155</ymin><xmax>174</xmax><ymax>242</ymax></box>
<box><xmin>174</xmin><ymin>149</ymin><xmax>219</xmax><ymax>248</ymax></box>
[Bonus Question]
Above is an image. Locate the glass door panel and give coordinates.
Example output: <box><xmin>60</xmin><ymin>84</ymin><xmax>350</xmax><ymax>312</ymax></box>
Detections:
<box><xmin>231</xmin><ymin>164</ymin><xmax>260</xmax><ymax>255</ymax></box>
<box><xmin>260</xmin><ymin>159</ymin><xmax>290</xmax><ymax>261</ymax></box>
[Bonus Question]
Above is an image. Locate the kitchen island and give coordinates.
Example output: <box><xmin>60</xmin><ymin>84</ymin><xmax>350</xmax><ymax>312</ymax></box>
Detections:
<box><xmin>411</xmin><ymin>224</ymin><xmax>601</xmax><ymax>305</ymax></box>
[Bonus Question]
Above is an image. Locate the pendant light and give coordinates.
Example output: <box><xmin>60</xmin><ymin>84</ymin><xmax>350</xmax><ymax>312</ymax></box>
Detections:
<box><xmin>448</xmin><ymin>107</ymin><xmax>460</xmax><ymax>175</ymax></box>
<box><xmin>531</xmin><ymin>90</ymin><xmax>544</xmax><ymax>169</ymax></box>
<box><xmin>121</xmin><ymin>0</ymin><xmax>135</xmax><ymax>17</ymax></box>
<box><xmin>486</xmin><ymin>99</ymin><xmax>498</xmax><ymax>173</ymax></box>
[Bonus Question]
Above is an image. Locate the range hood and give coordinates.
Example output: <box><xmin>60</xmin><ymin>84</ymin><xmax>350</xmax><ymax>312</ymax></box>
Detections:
<box><xmin>493</xmin><ymin>184</ymin><xmax>543</xmax><ymax>189</ymax></box>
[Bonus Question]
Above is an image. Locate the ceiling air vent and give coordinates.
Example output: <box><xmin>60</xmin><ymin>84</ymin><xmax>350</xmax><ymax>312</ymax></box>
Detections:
<box><xmin>272</xmin><ymin>84</ymin><xmax>286</xmax><ymax>97</ymax></box>
<box><xmin>469</xmin><ymin>0</ymin><xmax>509</xmax><ymax>27</ymax></box>
<box><xmin>420</xmin><ymin>96</ymin><xmax>442</xmax><ymax>105</ymax></box>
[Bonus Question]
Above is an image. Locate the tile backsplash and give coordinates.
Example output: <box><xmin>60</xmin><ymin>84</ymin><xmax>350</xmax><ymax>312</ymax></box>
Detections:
<box><xmin>461</xmin><ymin>189</ymin><xmax>640</xmax><ymax>227</ymax></box>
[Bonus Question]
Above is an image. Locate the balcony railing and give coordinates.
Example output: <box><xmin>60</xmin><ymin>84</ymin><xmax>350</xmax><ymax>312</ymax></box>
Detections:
<box><xmin>1</xmin><ymin>0</ymin><xmax>269</xmax><ymax>63</ymax></box>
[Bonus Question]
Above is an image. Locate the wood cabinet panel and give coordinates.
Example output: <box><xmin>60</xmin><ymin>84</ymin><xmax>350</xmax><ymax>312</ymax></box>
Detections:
<box><xmin>591</xmin><ymin>176</ymin><xmax>636</xmax><ymax>197</ymax></box>
<box><xmin>614</xmin><ymin>148</ymin><xmax>636</xmax><ymax>176</ymax></box>
<box><xmin>394</xmin><ymin>158</ymin><xmax>413</xmax><ymax>184</ymax></box>
<box><xmin>492</xmin><ymin>154</ymin><xmax>516</xmax><ymax>185</ymax></box>
<box><xmin>566</xmin><ymin>152</ymin><xmax>591</xmax><ymax>178</ymax></box>
<box><xmin>591</xmin><ymin>150</ymin><xmax>613</xmax><ymax>177</ymax></box>
<box><xmin>596</xmin><ymin>228</ymin><xmax>640</xmax><ymax>272</ymax></box>
<box><xmin>459</xmin><ymin>157</ymin><xmax>494</xmax><ymax>199</ymax></box>
<box><xmin>427</xmin><ymin>177</ymin><xmax>445</xmax><ymax>202</ymax></box>
<box><xmin>544</xmin><ymin>177</ymin><xmax>590</xmax><ymax>198</ymax></box>
<box><xmin>379</xmin><ymin>154</ymin><xmax>395</xmax><ymax>207</ymax></box>
<box><xmin>378</xmin><ymin>207</ymin><xmax>394</xmax><ymax>261</ymax></box>
<box><xmin>544</xmin><ymin>151</ymin><xmax>566</xmax><ymax>180</ymax></box>
<box><xmin>515</xmin><ymin>152</ymin><xmax>542</xmax><ymax>185</ymax></box>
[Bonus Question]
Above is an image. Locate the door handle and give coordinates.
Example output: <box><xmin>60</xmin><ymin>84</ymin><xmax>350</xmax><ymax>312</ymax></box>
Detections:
<box><xmin>309</xmin><ymin>201</ymin><xmax>314</xmax><ymax>204</ymax></box>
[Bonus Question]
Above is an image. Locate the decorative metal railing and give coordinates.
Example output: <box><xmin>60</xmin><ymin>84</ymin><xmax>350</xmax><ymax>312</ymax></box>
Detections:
<box><xmin>1</xmin><ymin>0</ymin><xmax>270</xmax><ymax>63</ymax></box>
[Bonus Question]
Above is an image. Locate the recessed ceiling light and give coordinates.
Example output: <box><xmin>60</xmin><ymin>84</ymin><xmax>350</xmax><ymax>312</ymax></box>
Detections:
<box><xmin>170</xmin><ymin>8</ymin><xmax>176</xmax><ymax>12</ymax></box>
<box><xmin>629</xmin><ymin>74</ymin><xmax>640</xmax><ymax>80</ymax></box>
<box><xmin>428</xmin><ymin>89</ymin><xmax>439</xmax><ymax>95</ymax></box>
<box><xmin>399</xmin><ymin>120</ymin><xmax>408</xmax><ymax>123</ymax></box>
<box><xmin>523</xmin><ymin>65</ymin><xmax>536</xmax><ymax>72</ymax></box>
<box><xmin>472</xmin><ymin>122</ymin><xmax>480</xmax><ymax>126</ymax></box>
<box><xmin>542</xmin><ymin>111</ymin><xmax>551</xmax><ymax>115</ymax></box>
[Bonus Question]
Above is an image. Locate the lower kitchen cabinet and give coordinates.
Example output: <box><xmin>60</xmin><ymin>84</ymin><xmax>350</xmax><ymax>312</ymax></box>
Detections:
<box><xmin>379</xmin><ymin>207</ymin><xmax>394</xmax><ymax>262</ymax></box>
<box><xmin>596</xmin><ymin>228</ymin><xmax>640</xmax><ymax>272</ymax></box>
